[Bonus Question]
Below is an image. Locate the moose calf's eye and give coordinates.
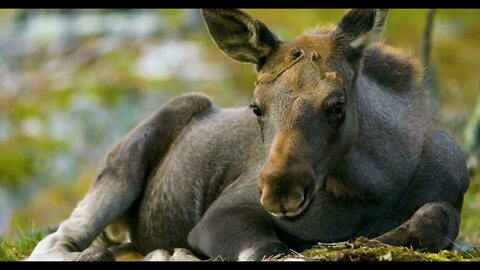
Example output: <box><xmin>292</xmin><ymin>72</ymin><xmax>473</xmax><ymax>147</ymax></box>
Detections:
<box><xmin>250</xmin><ymin>104</ymin><xmax>262</xmax><ymax>117</ymax></box>
<box><xmin>327</xmin><ymin>101</ymin><xmax>345</xmax><ymax>128</ymax></box>
<box><xmin>332</xmin><ymin>103</ymin><xmax>344</xmax><ymax>115</ymax></box>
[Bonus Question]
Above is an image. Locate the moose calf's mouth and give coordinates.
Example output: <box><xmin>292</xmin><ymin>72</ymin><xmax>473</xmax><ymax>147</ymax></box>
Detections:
<box><xmin>267</xmin><ymin>198</ymin><xmax>310</xmax><ymax>218</ymax></box>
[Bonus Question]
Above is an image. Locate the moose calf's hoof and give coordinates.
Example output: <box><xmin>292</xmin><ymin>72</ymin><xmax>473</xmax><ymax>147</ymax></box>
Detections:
<box><xmin>171</xmin><ymin>248</ymin><xmax>201</xmax><ymax>261</ymax></box>
<box><xmin>143</xmin><ymin>249</ymin><xmax>171</xmax><ymax>261</ymax></box>
<box><xmin>143</xmin><ymin>248</ymin><xmax>201</xmax><ymax>261</ymax></box>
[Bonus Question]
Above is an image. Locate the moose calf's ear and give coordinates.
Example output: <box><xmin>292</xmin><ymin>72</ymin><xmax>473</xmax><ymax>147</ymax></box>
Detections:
<box><xmin>201</xmin><ymin>9</ymin><xmax>280</xmax><ymax>65</ymax></box>
<box><xmin>334</xmin><ymin>9</ymin><xmax>389</xmax><ymax>52</ymax></box>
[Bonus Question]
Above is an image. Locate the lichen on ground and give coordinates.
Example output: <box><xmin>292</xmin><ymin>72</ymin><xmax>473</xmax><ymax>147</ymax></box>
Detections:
<box><xmin>282</xmin><ymin>236</ymin><xmax>480</xmax><ymax>262</ymax></box>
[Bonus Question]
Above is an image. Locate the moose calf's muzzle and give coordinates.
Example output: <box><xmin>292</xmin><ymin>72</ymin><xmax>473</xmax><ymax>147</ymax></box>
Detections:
<box><xmin>258</xmin><ymin>162</ymin><xmax>315</xmax><ymax>217</ymax></box>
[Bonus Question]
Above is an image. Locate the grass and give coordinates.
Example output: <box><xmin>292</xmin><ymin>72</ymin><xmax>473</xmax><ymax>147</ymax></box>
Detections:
<box><xmin>0</xmin><ymin>230</ymin><xmax>50</xmax><ymax>261</ymax></box>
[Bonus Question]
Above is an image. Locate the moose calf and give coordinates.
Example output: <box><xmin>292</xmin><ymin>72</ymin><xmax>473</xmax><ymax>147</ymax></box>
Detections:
<box><xmin>28</xmin><ymin>9</ymin><xmax>470</xmax><ymax>261</ymax></box>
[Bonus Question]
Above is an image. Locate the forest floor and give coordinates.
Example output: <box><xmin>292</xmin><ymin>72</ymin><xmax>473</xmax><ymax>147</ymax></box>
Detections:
<box><xmin>1</xmin><ymin>231</ymin><xmax>479</xmax><ymax>262</ymax></box>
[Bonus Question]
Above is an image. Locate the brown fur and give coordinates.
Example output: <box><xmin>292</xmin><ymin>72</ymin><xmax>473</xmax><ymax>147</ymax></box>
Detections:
<box><xmin>307</xmin><ymin>26</ymin><xmax>423</xmax><ymax>93</ymax></box>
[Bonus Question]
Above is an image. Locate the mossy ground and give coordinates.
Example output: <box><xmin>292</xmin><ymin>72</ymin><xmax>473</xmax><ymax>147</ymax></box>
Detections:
<box><xmin>2</xmin><ymin>233</ymin><xmax>479</xmax><ymax>261</ymax></box>
<box><xmin>281</xmin><ymin>237</ymin><xmax>480</xmax><ymax>262</ymax></box>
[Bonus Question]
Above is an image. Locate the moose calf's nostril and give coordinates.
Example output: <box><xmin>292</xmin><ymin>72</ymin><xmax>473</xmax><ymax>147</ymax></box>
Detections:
<box><xmin>260</xmin><ymin>185</ymin><xmax>308</xmax><ymax>217</ymax></box>
<box><xmin>288</xmin><ymin>188</ymin><xmax>305</xmax><ymax>211</ymax></box>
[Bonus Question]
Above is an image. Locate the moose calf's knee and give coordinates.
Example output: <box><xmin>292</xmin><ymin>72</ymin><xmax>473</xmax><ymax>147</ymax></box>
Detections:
<box><xmin>409</xmin><ymin>202</ymin><xmax>460</xmax><ymax>251</ymax></box>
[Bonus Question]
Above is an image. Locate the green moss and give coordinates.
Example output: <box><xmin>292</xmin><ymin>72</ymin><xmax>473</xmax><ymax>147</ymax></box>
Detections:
<box><xmin>291</xmin><ymin>237</ymin><xmax>480</xmax><ymax>262</ymax></box>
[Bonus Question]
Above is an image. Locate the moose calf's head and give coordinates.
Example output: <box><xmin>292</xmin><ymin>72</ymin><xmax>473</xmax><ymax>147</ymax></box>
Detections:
<box><xmin>202</xmin><ymin>9</ymin><xmax>389</xmax><ymax>217</ymax></box>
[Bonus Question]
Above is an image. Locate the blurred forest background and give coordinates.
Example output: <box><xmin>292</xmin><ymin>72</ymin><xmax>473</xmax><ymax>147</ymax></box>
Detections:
<box><xmin>0</xmin><ymin>9</ymin><xmax>479</xmax><ymax>246</ymax></box>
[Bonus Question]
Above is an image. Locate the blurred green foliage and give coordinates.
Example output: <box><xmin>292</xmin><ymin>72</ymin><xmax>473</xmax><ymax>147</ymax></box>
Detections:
<box><xmin>0</xmin><ymin>9</ymin><xmax>478</xmax><ymax>248</ymax></box>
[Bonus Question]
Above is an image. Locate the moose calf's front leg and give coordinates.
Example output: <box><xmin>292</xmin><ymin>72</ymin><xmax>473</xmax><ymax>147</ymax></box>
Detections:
<box><xmin>373</xmin><ymin>201</ymin><xmax>460</xmax><ymax>252</ymax></box>
<box><xmin>27</xmin><ymin>94</ymin><xmax>212</xmax><ymax>261</ymax></box>
<box><xmin>188</xmin><ymin>206</ymin><xmax>290</xmax><ymax>261</ymax></box>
